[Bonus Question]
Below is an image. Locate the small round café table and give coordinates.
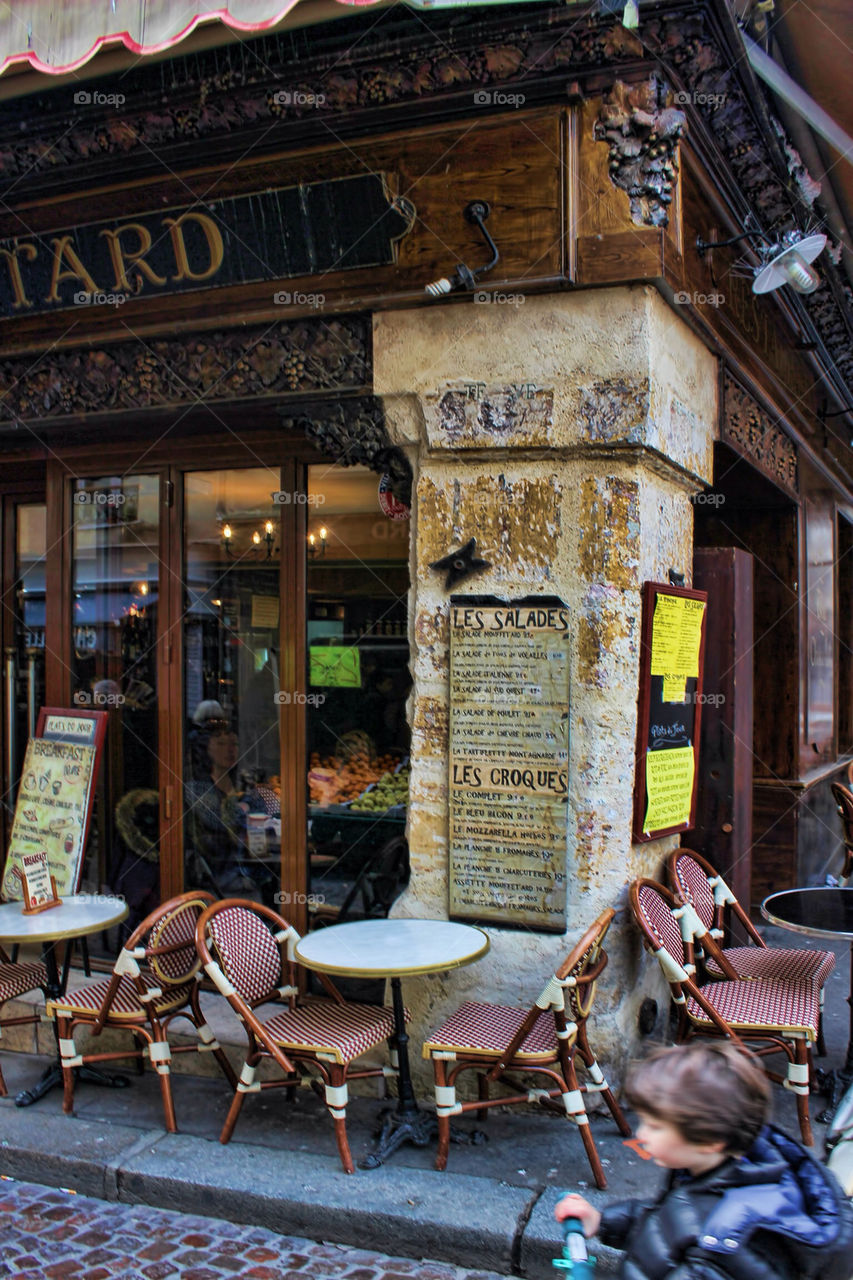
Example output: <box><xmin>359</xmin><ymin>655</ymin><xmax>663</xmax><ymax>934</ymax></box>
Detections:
<box><xmin>761</xmin><ymin>886</ymin><xmax>853</xmax><ymax>1112</ymax></box>
<box><xmin>294</xmin><ymin>917</ymin><xmax>489</xmax><ymax>1168</ymax></box>
<box><xmin>0</xmin><ymin>894</ymin><xmax>129</xmax><ymax>1107</ymax></box>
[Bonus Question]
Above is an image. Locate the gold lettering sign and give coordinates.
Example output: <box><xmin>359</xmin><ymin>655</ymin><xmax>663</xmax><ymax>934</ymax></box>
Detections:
<box><xmin>0</xmin><ymin>176</ymin><xmax>414</xmax><ymax>319</ymax></box>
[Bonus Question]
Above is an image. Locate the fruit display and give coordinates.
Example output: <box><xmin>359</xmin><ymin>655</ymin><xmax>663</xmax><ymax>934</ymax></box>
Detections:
<box><xmin>308</xmin><ymin>748</ymin><xmax>401</xmax><ymax>806</ymax></box>
<box><xmin>350</xmin><ymin>765</ymin><xmax>409</xmax><ymax>811</ymax></box>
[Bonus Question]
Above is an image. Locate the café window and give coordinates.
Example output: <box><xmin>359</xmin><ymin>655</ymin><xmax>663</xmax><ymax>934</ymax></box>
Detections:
<box><xmin>70</xmin><ymin>474</ymin><xmax>160</xmax><ymax>908</ymax></box>
<box><xmin>182</xmin><ymin>467</ymin><xmax>282</xmax><ymax>904</ymax></box>
<box><xmin>305</xmin><ymin>465</ymin><xmax>411</xmax><ymax>929</ymax></box>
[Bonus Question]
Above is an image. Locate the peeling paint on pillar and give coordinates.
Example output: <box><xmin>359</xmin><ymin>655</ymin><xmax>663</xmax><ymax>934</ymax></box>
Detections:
<box><xmin>578</xmin><ymin>476</ymin><xmax>641</xmax><ymax>586</ymax></box>
<box><xmin>576</xmin><ymin>583</ymin><xmax>638</xmax><ymax>688</ymax></box>
<box><xmin>580</xmin><ymin>377</ymin><xmax>650</xmax><ymax>442</ymax></box>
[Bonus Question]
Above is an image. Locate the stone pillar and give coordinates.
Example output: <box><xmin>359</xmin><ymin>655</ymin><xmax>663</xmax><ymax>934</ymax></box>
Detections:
<box><xmin>373</xmin><ymin>285</ymin><xmax>717</xmax><ymax>1080</ymax></box>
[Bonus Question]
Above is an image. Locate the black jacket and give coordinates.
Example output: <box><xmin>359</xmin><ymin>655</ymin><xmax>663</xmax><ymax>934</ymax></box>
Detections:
<box><xmin>598</xmin><ymin>1125</ymin><xmax>852</xmax><ymax>1280</ymax></box>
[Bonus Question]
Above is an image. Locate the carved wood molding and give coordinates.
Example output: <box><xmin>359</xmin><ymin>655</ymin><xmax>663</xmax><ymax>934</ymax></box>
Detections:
<box><xmin>0</xmin><ymin>11</ymin><xmax>646</xmax><ymax>185</ymax></box>
<box><xmin>0</xmin><ymin>1</ymin><xmax>849</xmax><ymax>410</ymax></box>
<box><xmin>280</xmin><ymin>397</ymin><xmax>413</xmax><ymax>506</ymax></box>
<box><xmin>594</xmin><ymin>81</ymin><xmax>686</xmax><ymax>227</ymax></box>
<box><xmin>0</xmin><ymin>316</ymin><xmax>371</xmax><ymax>425</ymax></box>
<box><xmin>722</xmin><ymin>373</ymin><xmax>799</xmax><ymax>495</ymax></box>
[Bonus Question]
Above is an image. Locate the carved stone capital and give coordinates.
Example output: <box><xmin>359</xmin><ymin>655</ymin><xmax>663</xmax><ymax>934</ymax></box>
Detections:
<box><xmin>594</xmin><ymin>80</ymin><xmax>686</xmax><ymax>227</ymax></box>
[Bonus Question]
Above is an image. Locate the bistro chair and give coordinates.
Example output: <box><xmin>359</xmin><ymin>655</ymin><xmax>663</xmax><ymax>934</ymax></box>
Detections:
<box><xmin>830</xmin><ymin>782</ymin><xmax>853</xmax><ymax>884</ymax></box>
<box><xmin>667</xmin><ymin>848</ymin><xmax>835</xmax><ymax>1055</ymax></box>
<box><xmin>421</xmin><ymin>907</ymin><xmax>631</xmax><ymax>1189</ymax></box>
<box><xmin>630</xmin><ymin>878</ymin><xmax>818</xmax><ymax>1145</ymax></box>
<box><xmin>48</xmin><ymin>891</ymin><xmax>236</xmax><ymax>1131</ymax></box>
<box><xmin>0</xmin><ymin>945</ymin><xmax>49</xmax><ymax>1096</ymax></box>
<box><xmin>195</xmin><ymin>898</ymin><xmax>401</xmax><ymax>1174</ymax></box>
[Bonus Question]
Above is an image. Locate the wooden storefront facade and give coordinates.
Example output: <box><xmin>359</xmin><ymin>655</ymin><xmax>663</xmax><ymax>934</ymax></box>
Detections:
<box><xmin>0</xmin><ymin>0</ymin><xmax>851</xmax><ymax>1060</ymax></box>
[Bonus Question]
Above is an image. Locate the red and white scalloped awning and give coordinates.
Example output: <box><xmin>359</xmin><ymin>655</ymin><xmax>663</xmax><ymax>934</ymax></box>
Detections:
<box><xmin>0</xmin><ymin>0</ymin><xmax>385</xmax><ymax>78</ymax></box>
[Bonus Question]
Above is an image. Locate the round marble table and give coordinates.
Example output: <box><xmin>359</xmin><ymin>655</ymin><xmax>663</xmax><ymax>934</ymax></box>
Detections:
<box><xmin>295</xmin><ymin>918</ymin><xmax>489</xmax><ymax>1167</ymax></box>
<box><xmin>0</xmin><ymin>894</ymin><xmax>128</xmax><ymax>1106</ymax></box>
<box><xmin>762</xmin><ymin>887</ymin><xmax>853</xmax><ymax>1108</ymax></box>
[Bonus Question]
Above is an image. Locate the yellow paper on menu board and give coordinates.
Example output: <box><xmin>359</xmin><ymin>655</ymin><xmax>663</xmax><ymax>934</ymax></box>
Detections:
<box><xmin>650</xmin><ymin>594</ymin><xmax>705</xmax><ymax>680</ymax></box>
<box><xmin>643</xmin><ymin>745</ymin><xmax>694</xmax><ymax>833</ymax></box>
<box><xmin>662</xmin><ymin>675</ymin><xmax>687</xmax><ymax>703</ymax></box>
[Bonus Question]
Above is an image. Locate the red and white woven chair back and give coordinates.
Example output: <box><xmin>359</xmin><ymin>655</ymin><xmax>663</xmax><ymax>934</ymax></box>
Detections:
<box><xmin>634</xmin><ymin>882</ymin><xmax>688</xmax><ymax>974</ymax></box>
<box><xmin>207</xmin><ymin>905</ymin><xmax>281</xmax><ymax>1003</ymax></box>
<box><xmin>147</xmin><ymin>894</ymin><xmax>209</xmax><ymax>988</ymax></box>
<box><xmin>670</xmin><ymin>851</ymin><xmax>715</xmax><ymax>932</ymax></box>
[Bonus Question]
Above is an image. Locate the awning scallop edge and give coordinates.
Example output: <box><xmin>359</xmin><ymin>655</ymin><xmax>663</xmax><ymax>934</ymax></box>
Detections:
<box><xmin>0</xmin><ymin>0</ymin><xmax>383</xmax><ymax>78</ymax></box>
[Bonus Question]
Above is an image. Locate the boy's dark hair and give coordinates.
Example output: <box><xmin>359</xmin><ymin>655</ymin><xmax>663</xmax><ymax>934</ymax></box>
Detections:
<box><xmin>625</xmin><ymin>1041</ymin><xmax>771</xmax><ymax>1154</ymax></box>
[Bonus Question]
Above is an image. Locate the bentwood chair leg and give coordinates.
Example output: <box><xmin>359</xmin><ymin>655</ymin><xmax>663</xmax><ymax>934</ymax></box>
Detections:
<box><xmin>327</xmin><ymin>1066</ymin><xmax>355</xmax><ymax>1174</ymax></box>
<box><xmin>186</xmin><ymin>991</ymin><xmax>238</xmax><ymax>1090</ymax></box>
<box><xmin>561</xmin><ymin>1054</ymin><xmax>607</xmax><ymax>1190</ymax></box>
<box><xmin>58</xmin><ymin>1017</ymin><xmax>75</xmax><ymax>1115</ymax></box>
<box><xmin>816</xmin><ymin>994</ymin><xmax>827</xmax><ymax>1057</ymax></box>
<box><xmin>157</xmin><ymin>1068</ymin><xmax>178</xmax><ymax>1133</ymax></box>
<box><xmin>434</xmin><ymin>1058</ymin><xmax>451</xmax><ymax>1171</ymax></box>
<box><xmin>477</xmin><ymin>1073</ymin><xmax>489</xmax><ymax>1121</ymax></box>
<box><xmin>795</xmin><ymin>1040</ymin><xmax>813</xmax><ymax>1147</ymax></box>
<box><xmin>576</xmin><ymin>1023</ymin><xmax>631</xmax><ymax>1136</ymax></box>
<box><xmin>220</xmin><ymin>1053</ymin><xmax>258</xmax><ymax>1144</ymax></box>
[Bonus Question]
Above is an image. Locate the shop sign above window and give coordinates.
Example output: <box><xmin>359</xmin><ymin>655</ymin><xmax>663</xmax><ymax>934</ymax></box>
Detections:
<box><xmin>0</xmin><ymin>176</ymin><xmax>415</xmax><ymax>319</ymax></box>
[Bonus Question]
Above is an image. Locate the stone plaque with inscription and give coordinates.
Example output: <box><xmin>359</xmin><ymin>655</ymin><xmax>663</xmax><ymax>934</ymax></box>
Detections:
<box><xmin>449</xmin><ymin>595</ymin><xmax>569</xmax><ymax>931</ymax></box>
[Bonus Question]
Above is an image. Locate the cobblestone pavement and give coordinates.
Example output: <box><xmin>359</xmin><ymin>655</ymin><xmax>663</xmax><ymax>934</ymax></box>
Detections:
<box><xmin>0</xmin><ymin>1180</ymin><xmax>515</xmax><ymax>1280</ymax></box>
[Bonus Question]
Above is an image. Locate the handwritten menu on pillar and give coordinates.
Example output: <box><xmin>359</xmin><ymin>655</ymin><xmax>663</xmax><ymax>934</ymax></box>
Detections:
<box><xmin>449</xmin><ymin>595</ymin><xmax>569</xmax><ymax>931</ymax></box>
<box><xmin>633</xmin><ymin>582</ymin><xmax>707</xmax><ymax>843</ymax></box>
<box><xmin>1</xmin><ymin>738</ymin><xmax>97</xmax><ymax>901</ymax></box>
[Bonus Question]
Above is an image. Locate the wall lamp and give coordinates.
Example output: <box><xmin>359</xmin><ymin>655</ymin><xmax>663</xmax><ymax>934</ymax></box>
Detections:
<box><xmin>252</xmin><ymin>520</ymin><xmax>276</xmax><ymax>559</ymax></box>
<box><xmin>696</xmin><ymin>219</ymin><xmax>827</xmax><ymax>295</ymax></box>
<box><xmin>307</xmin><ymin>526</ymin><xmax>327</xmax><ymax>558</ymax></box>
<box><xmin>425</xmin><ymin>201</ymin><xmax>500</xmax><ymax>298</ymax></box>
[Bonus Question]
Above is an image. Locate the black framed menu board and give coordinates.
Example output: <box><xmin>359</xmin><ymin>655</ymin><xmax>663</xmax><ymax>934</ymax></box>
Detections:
<box><xmin>448</xmin><ymin>595</ymin><xmax>569</xmax><ymax>931</ymax></box>
<box><xmin>633</xmin><ymin>582</ymin><xmax>708</xmax><ymax>843</ymax></box>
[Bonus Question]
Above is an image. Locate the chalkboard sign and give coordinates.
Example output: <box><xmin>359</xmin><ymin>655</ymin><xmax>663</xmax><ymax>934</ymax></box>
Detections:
<box><xmin>1</xmin><ymin>708</ymin><xmax>107</xmax><ymax>901</ymax></box>
<box><xmin>633</xmin><ymin>583</ymin><xmax>708</xmax><ymax>843</ymax></box>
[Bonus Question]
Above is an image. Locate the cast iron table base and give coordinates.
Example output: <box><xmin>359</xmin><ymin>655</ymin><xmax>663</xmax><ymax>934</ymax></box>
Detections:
<box><xmin>358</xmin><ymin>976</ymin><xmax>484</xmax><ymax>1169</ymax></box>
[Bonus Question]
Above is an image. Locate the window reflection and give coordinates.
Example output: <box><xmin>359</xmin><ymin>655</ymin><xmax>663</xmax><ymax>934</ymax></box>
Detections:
<box><xmin>183</xmin><ymin>469</ymin><xmax>281</xmax><ymax>903</ymax></box>
<box><xmin>70</xmin><ymin>474</ymin><xmax>160</xmax><ymax>938</ymax></box>
<box><xmin>306</xmin><ymin>465</ymin><xmax>411</xmax><ymax>937</ymax></box>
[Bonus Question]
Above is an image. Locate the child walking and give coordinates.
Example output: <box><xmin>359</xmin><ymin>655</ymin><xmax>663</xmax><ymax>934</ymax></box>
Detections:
<box><xmin>555</xmin><ymin>1041</ymin><xmax>852</xmax><ymax>1280</ymax></box>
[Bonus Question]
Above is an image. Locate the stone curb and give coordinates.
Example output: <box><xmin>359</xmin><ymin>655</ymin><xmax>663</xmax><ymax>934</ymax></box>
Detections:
<box><xmin>0</xmin><ymin>1104</ymin><xmax>579</xmax><ymax>1277</ymax></box>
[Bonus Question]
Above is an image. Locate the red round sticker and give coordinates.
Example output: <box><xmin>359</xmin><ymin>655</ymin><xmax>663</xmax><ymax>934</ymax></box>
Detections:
<box><xmin>378</xmin><ymin>474</ymin><xmax>410</xmax><ymax>520</ymax></box>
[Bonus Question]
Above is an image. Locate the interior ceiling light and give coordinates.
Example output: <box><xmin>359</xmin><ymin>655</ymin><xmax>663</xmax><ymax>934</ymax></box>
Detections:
<box><xmin>696</xmin><ymin>218</ymin><xmax>827</xmax><ymax>295</ymax></box>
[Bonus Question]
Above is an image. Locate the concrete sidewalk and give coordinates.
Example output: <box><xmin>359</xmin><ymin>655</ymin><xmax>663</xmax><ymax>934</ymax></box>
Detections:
<box><xmin>0</xmin><ymin>924</ymin><xmax>847</xmax><ymax>1278</ymax></box>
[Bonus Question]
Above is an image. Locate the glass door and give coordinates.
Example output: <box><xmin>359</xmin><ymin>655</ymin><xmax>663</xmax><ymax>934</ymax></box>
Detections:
<box><xmin>69</xmin><ymin>475</ymin><xmax>161</xmax><ymax>930</ymax></box>
<box><xmin>182</xmin><ymin>468</ymin><xmax>282</xmax><ymax>903</ymax></box>
<box><xmin>305</xmin><ymin>464</ymin><xmax>411</xmax><ymax>937</ymax></box>
<box><xmin>2</xmin><ymin>502</ymin><xmax>47</xmax><ymax>844</ymax></box>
